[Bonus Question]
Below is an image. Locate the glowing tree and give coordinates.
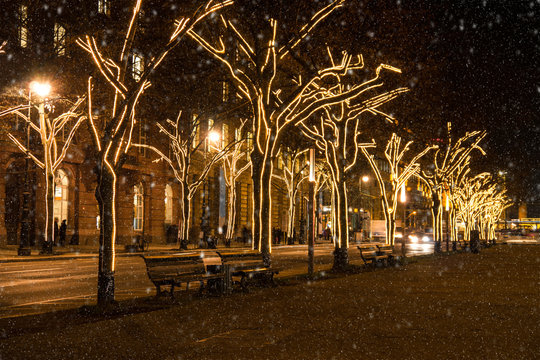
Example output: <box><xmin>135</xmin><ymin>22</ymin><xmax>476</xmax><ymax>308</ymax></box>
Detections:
<box><xmin>482</xmin><ymin>191</ymin><xmax>512</xmax><ymax>240</ymax></box>
<box><xmin>77</xmin><ymin>0</ymin><xmax>232</xmax><ymax>305</ymax></box>
<box><xmin>299</xmin><ymin>64</ymin><xmax>408</xmax><ymax>267</ymax></box>
<box><xmin>444</xmin><ymin>158</ymin><xmax>472</xmax><ymax>245</ymax></box>
<box><xmin>453</xmin><ymin>173</ymin><xmax>493</xmax><ymax>240</ymax></box>
<box><xmin>417</xmin><ymin>123</ymin><xmax>486</xmax><ymax>249</ymax></box>
<box><xmin>221</xmin><ymin>120</ymin><xmax>250</xmax><ymax>244</ymax></box>
<box><xmin>0</xmin><ymin>93</ymin><xmax>85</xmax><ymax>248</ymax></box>
<box><xmin>453</xmin><ymin>173</ymin><xmax>510</xmax><ymax>241</ymax></box>
<box><xmin>134</xmin><ymin>111</ymin><xmax>234</xmax><ymax>249</ymax></box>
<box><xmin>361</xmin><ymin>133</ymin><xmax>436</xmax><ymax>247</ymax></box>
<box><xmin>272</xmin><ymin>148</ymin><xmax>309</xmax><ymax>244</ymax></box>
<box><xmin>187</xmin><ymin>0</ymin><xmax>401</xmax><ymax>264</ymax></box>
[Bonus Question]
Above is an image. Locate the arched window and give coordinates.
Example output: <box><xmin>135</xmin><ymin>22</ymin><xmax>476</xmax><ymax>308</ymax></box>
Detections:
<box><xmin>165</xmin><ymin>184</ymin><xmax>173</xmax><ymax>224</ymax></box>
<box><xmin>53</xmin><ymin>169</ymin><xmax>69</xmax><ymax>223</ymax></box>
<box><xmin>133</xmin><ymin>183</ymin><xmax>144</xmax><ymax>231</ymax></box>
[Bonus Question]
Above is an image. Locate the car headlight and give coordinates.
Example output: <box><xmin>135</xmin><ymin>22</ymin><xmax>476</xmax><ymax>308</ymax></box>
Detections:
<box><xmin>422</xmin><ymin>236</ymin><xmax>430</xmax><ymax>242</ymax></box>
<box><xmin>408</xmin><ymin>235</ymin><xmax>418</xmax><ymax>243</ymax></box>
<box><xmin>396</xmin><ymin>233</ymin><xmax>403</xmax><ymax>238</ymax></box>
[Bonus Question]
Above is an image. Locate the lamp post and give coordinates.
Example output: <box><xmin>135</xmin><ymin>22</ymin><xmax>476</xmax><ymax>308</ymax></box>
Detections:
<box><xmin>400</xmin><ymin>183</ymin><xmax>406</xmax><ymax>247</ymax></box>
<box><xmin>445</xmin><ymin>192</ymin><xmax>450</xmax><ymax>252</ymax></box>
<box><xmin>18</xmin><ymin>81</ymin><xmax>51</xmax><ymax>256</ymax></box>
<box><xmin>307</xmin><ymin>148</ymin><xmax>315</xmax><ymax>277</ymax></box>
<box><xmin>360</xmin><ymin>175</ymin><xmax>369</xmax><ymax>241</ymax></box>
<box><xmin>200</xmin><ymin>130</ymin><xmax>220</xmax><ymax>248</ymax></box>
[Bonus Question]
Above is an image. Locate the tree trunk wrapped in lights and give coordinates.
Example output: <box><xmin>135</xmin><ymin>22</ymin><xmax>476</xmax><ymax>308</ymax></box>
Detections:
<box><xmin>416</xmin><ymin>122</ymin><xmax>486</xmax><ymax>250</ymax></box>
<box><xmin>221</xmin><ymin>120</ymin><xmax>250</xmax><ymax>244</ymax></box>
<box><xmin>272</xmin><ymin>148</ymin><xmax>308</xmax><ymax>244</ymax></box>
<box><xmin>188</xmin><ymin>1</ymin><xmax>406</xmax><ymax>264</ymax></box>
<box><xmin>77</xmin><ymin>0</ymin><xmax>232</xmax><ymax>306</ymax></box>
<box><xmin>0</xmin><ymin>98</ymin><xmax>86</xmax><ymax>249</ymax></box>
<box><xmin>361</xmin><ymin>133</ymin><xmax>436</xmax><ymax>247</ymax></box>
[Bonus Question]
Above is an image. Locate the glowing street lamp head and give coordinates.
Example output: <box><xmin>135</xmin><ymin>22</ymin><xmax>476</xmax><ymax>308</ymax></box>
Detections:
<box><xmin>208</xmin><ymin>130</ymin><xmax>220</xmax><ymax>145</ymax></box>
<box><xmin>362</xmin><ymin>175</ymin><xmax>369</xmax><ymax>183</ymax></box>
<box><xmin>30</xmin><ymin>81</ymin><xmax>51</xmax><ymax>98</ymax></box>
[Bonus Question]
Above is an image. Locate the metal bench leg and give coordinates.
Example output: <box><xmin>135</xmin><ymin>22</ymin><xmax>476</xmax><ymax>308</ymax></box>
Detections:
<box><xmin>240</xmin><ymin>275</ymin><xmax>248</xmax><ymax>292</ymax></box>
<box><xmin>198</xmin><ymin>280</ymin><xmax>205</xmax><ymax>295</ymax></box>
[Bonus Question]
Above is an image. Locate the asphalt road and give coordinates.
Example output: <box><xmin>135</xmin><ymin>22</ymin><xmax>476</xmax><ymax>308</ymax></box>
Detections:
<box><xmin>0</xmin><ymin>243</ymin><xmax>433</xmax><ymax>319</ymax></box>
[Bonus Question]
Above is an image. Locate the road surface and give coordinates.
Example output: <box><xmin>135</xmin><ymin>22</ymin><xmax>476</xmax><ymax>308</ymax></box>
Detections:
<box><xmin>0</xmin><ymin>243</ymin><xmax>433</xmax><ymax>318</ymax></box>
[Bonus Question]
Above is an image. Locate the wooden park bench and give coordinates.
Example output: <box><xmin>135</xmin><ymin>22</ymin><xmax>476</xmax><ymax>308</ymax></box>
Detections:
<box><xmin>217</xmin><ymin>250</ymin><xmax>280</xmax><ymax>291</ymax></box>
<box><xmin>140</xmin><ymin>253</ymin><xmax>224</xmax><ymax>297</ymax></box>
<box><xmin>457</xmin><ymin>240</ymin><xmax>469</xmax><ymax>252</ymax></box>
<box><xmin>357</xmin><ymin>244</ymin><xmax>394</xmax><ymax>267</ymax></box>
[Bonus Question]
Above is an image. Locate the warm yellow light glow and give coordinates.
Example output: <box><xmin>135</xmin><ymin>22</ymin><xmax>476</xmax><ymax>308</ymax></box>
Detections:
<box><xmin>362</xmin><ymin>175</ymin><xmax>369</xmax><ymax>183</ymax></box>
<box><xmin>30</xmin><ymin>81</ymin><xmax>51</xmax><ymax>97</ymax></box>
<box><xmin>400</xmin><ymin>182</ymin><xmax>406</xmax><ymax>203</ymax></box>
<box><xmin>208</xmin><ymin>130</ymin><xmax>220</xmax><ymax>145</ymax></box>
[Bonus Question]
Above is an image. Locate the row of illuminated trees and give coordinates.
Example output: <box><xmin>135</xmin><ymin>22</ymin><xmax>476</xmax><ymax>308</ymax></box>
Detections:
<box><xmin>0</xmin><ymin>0</ymin><xmax>510</xmax><ymax>306</ymax></box>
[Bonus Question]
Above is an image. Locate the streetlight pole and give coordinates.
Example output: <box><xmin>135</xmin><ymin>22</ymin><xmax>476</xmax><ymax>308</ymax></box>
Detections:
<box><xmin>19</xmin><ymin>81</ymin><xmax>51</xmax><ymax>255</ymax></box>
<box><xmin>200</xmin><ymin>129</ymin><xmax>220</xmax><ymax>248</ymax></box>
<box><xmin>400</xmin><ymin>183</ymin><xmax>406</xmax><ymax>249</ymax></box>
<box><xmin>200</xmin><ymin>137</ymin><xmax>209</xmax><ymax>248</ymax></box>
<box><xmin>307</xmin><ymin>149</ymin><xmax>315</xmax><ymax>277</ymax></box>
<box><xmin>18</xmin><ymin>89</ymin><xmax>33</xmax><ymax>256</ymax></box>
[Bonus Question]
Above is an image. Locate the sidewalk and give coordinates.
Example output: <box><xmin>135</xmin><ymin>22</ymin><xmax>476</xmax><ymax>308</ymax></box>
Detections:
<box><xmin>0</xmin><ymin>240</ymin><xmax>307</xmax><ymax>263</ymax></box>
<box><xmin>0</xmin><ymin>244</ymin><xmax>538</xmax><ymax>360</ymax></box>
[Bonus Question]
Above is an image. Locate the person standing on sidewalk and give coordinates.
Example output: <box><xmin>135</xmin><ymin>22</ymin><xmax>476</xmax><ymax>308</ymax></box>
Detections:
<box><xmin>53</xmin><ymin>218</ymin><xmax>59</xmax><ymax>246</ymax></box>
<box><xmin>59</xmin><ymin>220</ymin><xmax>67</xmax><ymax>247</ymax></box>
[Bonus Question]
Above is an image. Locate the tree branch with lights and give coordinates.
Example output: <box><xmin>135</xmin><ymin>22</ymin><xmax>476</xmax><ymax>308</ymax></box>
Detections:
<box><xmin>133</xmin><ymin>111</ymin><xmax>238</xmax><ymax>249</ymax></box>
<box><xmin>0</xmin><ymin>96</ymin><xmax>86</xmax><ymax>249</ymax></box>
<box><xmin>220</xmin><ymin>119</ymin><xmax>251</xmax><ymax>244</ymax></box>
<box><xmin>77</xmin><ymin>0</ymin><xmax>232</xmax><ymax>305</ymax></box>
<box><xmin>272</xmin><ymin>148</ymin><xmax>309</xmax><ymax>244</ymax></box>
<box><xmin>416</xmin><ymin>122</ymin><xmax>486</xmax><ymax>250</ymax></box>
<box><xmin>361</xmin><ymin>133</ymin><xmax>436</xmax><ymax>246</ymax></box>
<box><xmin>188</xmin><ymin>0</ymin><xmax>411</xmax><ymax>264</ymax></box>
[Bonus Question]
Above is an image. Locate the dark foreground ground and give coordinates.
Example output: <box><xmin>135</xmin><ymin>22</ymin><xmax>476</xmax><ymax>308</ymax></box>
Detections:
<box><xmin>1</xmin><ymin>244</ymin><xmax>539</xmax><ymax>360</ymax></box>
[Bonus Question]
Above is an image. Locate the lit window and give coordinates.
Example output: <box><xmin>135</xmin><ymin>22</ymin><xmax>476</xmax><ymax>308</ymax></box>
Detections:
<box><xmin>98</xmin><ymin>0</ymin><xmax>110</xmax><ymax>15</ymax></box>
<box><xmin>192</xmin><ymin>113</ymin><xmax>199</xmax><ymax>149</ymax></box>
<box><xmin>221</xmin><ymin>123</ymin><xmax>228</xmax><ymax>147</ymax></box>
<box><xmin>222</xmin><ymin>81</ymin><xmax>229</xmax><ymax>102</ymax></box>
<box><xmin>133</xmin><ymin>183</ymin><xmax>144</xmax><ymax>231</ymax></box>
<box><xmin>18</xmin><ymin>5</ymin><xmax>28</xmax><ymax>48</ymax></box>
<box><xmin>137</xmin><ymin>118</ymin><xmax>147</xmax><ymax>156</ymax></box>
<box><xmin>246</xmin><ymin>131</ymin><xmax>253</xmax><ymax>159</ymax></box>
<box><xmin>53</xmin><ymin>169</ymin><xmax>69</xmax><ymax>223</ymax></box>
<box><xmin>131</xmin><ymin>52</ymin><xmax>144</xmax><ymax>81</ymax></box>
<box><xmin>54</xmin><ymin>23</ymin><xmax>66</xmax><ymax>56</ymax></box>
<box><xmin>165</xmin><ymin>184</ymin><xmax>173</xmax><ymax>224</ymax></box>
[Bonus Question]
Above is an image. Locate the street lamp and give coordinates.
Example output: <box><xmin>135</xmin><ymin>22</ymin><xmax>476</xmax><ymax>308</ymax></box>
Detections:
<box><xmin>200</xmin><ymin>129</ymin><xmax>220</xmax><ymax>248</ymax></box>
<box><xmin>19</xmin><ymin>81</ymin><xmax>51</xmax><ymax>256</ymax></box>
<box><xmin>307</xmin><ymin>148</ymin><xmax>315</xmax><ymax>277</ymax></box>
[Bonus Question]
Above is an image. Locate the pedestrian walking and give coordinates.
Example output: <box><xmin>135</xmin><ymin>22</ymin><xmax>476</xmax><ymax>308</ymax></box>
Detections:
<box><xmin>59</xmin><ymin>220</ymin><xmax>67</xmax><ymax>247</ymax></box>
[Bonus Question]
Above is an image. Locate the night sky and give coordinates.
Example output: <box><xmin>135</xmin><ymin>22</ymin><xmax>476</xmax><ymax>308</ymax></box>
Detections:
<box><xmin>328</xmin><ymin>0</ymin><xmax>539</xmax><ymax>202</ymax></box>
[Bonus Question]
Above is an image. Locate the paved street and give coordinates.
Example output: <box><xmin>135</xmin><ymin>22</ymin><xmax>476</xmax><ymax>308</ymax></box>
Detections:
<box><xmin>0</xmin><ymin>242</ymin><xmax>434</xmax><ymax>318</ymax></box>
